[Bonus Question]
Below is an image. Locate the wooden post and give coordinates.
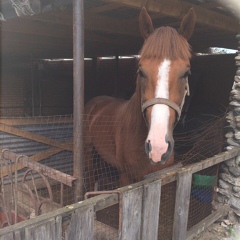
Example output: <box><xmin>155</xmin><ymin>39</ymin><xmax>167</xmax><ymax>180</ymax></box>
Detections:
<box><xmin>172</xmin><ymin>168</ymin><xmax>192</xmax><ymax>240</ymax></box>
<box><xmin>65</xmin><ymin>206</ymin><xmax>94</xmax><ymax>240</ymax></box>
<box><xmin>73</xmin><ymin>0</ymin><xmax>85</xmax><ymax>202</ymax></box>
<box><xmin>119</xmin><ymin>186</ymin><xmax>143</xmax><ymax>240</ymax></box>
<box><xmin>141</xmin><ymin>180</ymin><xmax>162</xmax><ymax>240</ymax></box>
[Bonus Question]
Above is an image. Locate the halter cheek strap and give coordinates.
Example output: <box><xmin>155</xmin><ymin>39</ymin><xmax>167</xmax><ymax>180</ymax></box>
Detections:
<box><xmin>180</xmin><ymin>79</ymin><xmax>190</xmax><ymax>110</ymax></box>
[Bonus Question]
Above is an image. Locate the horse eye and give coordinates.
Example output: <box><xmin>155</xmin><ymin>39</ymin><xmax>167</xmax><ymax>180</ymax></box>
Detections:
<box><xmin>138</xmin><ymin>69</ymin><xmax>146</xmax><ymax>78</ymax></box>
<box><xmin>182</xmin><ymin>70</ymin><xmax>191</xmax><ymax>79</ymax></box>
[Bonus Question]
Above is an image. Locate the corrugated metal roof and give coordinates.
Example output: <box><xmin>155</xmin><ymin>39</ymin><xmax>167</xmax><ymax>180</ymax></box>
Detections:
<box><xmin>0</xmin><ymin>116</ymin><xmax>74</xmax><ymax>184</ymax></box>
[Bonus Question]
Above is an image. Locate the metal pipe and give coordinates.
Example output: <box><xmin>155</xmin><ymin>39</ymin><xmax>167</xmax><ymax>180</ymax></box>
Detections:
<box><xmin>73</xmin><ymin>0</ymin><xmax>85</xmax><ymax>202</ymax></box>
<box><xmin>115</xmin><ymin>54</ymin><xmax>119</xmax><ymax>97</ymax></box>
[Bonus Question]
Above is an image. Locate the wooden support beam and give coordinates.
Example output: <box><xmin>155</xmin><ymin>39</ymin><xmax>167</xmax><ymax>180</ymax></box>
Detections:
<box><xmin>141</xmin><ymin>180</ymin><xmax>162</xmax><ymax>240</ymax></box>
<box><xmin>65</xmin><ymin>206</ymin><xmax>94</xmax><ymax>240</ymax></box>
<box><xmin>25</xmin><ymin>217</ymin><xmax>62</xmax><ymax>240</ymax></box>
<box><xmin>102</xmin><ymin>0</ymin><xmax>240</xmax><ymax>33</ymax></box>
<box><xmin>2</xmin><ymin>150</ymin><xmax>76</xmax><ymax>187</ymax></box>
<box><xmin>87</xmin><ymin>2</ymin><xmax>122</xmax><ymax>14</ymax></box>
<box><xmin>172</xmin><ymin>168</ymin><xmax>192</xmax><ymax>240</ymax></box>
<box><xmin>1</xmin><ymin>147</ymin><xmax>66</xmax><ymax>177</ymax></box>
<box><xmin>120</xmin><ymin>186</ymin><xmax>143</xmax><ymax>240</ymax></box>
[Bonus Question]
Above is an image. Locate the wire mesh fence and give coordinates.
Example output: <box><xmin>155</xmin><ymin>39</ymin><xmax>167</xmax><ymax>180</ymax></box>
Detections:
<box><xmin>0</xmin><ymin>112</ymin><xmax>227</xmax><ymax>239</ymax></box>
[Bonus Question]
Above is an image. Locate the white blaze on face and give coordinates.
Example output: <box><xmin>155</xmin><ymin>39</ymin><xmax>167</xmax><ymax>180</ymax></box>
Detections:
<box><xmin>146</xmin><ymin>59</ymin><xmax>171</xmax><ymax>163</ymax></box>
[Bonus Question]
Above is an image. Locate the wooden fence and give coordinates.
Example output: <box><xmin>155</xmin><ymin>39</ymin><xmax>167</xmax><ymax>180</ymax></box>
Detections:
<box><xmin>1</xmin><ymin>147</ymin><xmax>239</xmax><ymax>240</ymax></box>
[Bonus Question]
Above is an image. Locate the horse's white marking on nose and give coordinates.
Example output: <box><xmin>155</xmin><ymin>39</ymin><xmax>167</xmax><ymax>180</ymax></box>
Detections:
<box><xmin>146</xmin><ymin>59</ymin><xmax>171</xmax><ymax>163</ymax></box>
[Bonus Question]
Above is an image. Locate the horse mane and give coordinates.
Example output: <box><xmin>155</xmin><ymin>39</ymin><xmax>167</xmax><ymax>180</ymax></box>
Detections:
<box><xmin>139</xmin><ymin>26</ymin><xmax>192</xmax><ymax>61</ymax></box>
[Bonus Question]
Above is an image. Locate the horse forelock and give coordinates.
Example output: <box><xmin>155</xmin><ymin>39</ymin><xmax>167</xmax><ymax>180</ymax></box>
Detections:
<box><xmin>139</xmin><ymin>27</ymin><xmax>191</xmax><ymax>61</ymax></box>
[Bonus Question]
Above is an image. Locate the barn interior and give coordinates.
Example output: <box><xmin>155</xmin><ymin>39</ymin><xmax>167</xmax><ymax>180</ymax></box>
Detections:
<box><xmin>0</xmin><ymin>0</ymin><xmax>240</xmax><ymax>239</ymax></box>
<box><xmin>0</xmin><ymin>0</ymin><xmax>239</xmax><ymax>116</ymax></box>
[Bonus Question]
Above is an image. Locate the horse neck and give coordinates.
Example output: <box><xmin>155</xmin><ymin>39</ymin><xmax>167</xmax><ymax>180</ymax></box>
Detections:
<box><xmin>122</xmin><ymin>79</ymin><xmax>146</xmax><ymax>132</ymax></box>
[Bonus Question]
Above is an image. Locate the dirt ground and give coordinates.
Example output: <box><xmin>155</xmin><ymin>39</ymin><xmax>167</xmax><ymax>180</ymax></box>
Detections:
<box><xmin>193</xmin><ymin>221</ymin><xmax>240</xmax><ymax>240</ymax></box>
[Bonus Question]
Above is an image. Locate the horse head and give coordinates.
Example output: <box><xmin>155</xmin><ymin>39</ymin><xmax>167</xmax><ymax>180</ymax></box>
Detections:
<box><xmin>138</xmin><ymin>7</ymin><xmax>196</xmax><ymax>165</ymax></box>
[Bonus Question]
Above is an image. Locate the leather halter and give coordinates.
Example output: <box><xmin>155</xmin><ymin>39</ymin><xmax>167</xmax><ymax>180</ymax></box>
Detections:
<box><xmin>141</xmin><ymin>80</ymin><xmax>190</xmax><ymax>125</ymax></box>
<box><xmin>142</xmin><ymin>98</ymin><xmax>181</xmax><ymax>122</ymax></box>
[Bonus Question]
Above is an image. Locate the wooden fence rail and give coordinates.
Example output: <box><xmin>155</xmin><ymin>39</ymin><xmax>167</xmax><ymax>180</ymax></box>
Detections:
<box><xmin>0</xmin><ymin>148</ymin><xmax>239</xmax><ymax>240</ymax></box>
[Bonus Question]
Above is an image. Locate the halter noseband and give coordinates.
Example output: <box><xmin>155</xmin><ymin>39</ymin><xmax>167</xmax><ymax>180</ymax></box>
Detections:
<box><xmin>141</xmin><ymin>80</ymin><xmax>190</xmax><ymax>125</ymax></box>
<box><xmin>142</xmin><ymin>98</ymin><xmax>181</xmax><ymax>123</ymax></box>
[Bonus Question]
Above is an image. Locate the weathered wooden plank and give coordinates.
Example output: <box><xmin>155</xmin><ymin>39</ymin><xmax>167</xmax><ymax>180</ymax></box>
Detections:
<box><xmin>141</xmin><ymin>179</ymin><xmax>161</xmax><ymax>240</ymax></box>
<box><xmin>144</xmin><ymin>163</ymin><xmax>182</xmax><ymax>179</ymax></box>
<box><xmin>2</xmin><ymin>147</ymin><xmax>64</xmax><ymax>177</ymax></box>
<box><xmin>2</xmin><ymin>151</ymin><xmax>76</xmax><ymax>187</ymax></box>
<box><xmin>119</xmin><ymin>186</ymin><xmax>143</xmax><ymax>240</ymax></box>
<box><xmin>0</xmin><ymin>232</ymin><xmax>14</xmax><ymax>240</ymax></box>
<box><xmin>65</xmin><ymin>205</ymin><xmax>94</xmax><ymax>240</ymax></box>
<box><xmin>187</xmin><ymin>148</ymin><xmax>240</xmax><ymax>174</ymax></box>
<box><xmin>186</xmin><ymin>205</ymin><xmax>230</xmax><ymax>240</ymax></box>
<box><xmin>144</xmin><ymin>162</ymin><xmax>182</xmax><ymax>185</ymax></box>
<box><xmin>1</xmin><ymin>232</ymin><xmax>20</xmax><ymax>240</ymax></box>
<box><xmin>25</xmin><ymin>216</ymin><xmax>62</xmax><ymax>240</ymax></box>
<box><xmin>0</xmin><ymin>194</ymin><xmax>116</xmax><ymax>237</ymax></box>
<box><xmin>13</xmin><ymin>230</ymin><xmax>21</xmax><ymax>240</ymax></box>
<box><xmin>172</xmin><ymin>169</ymin><xmax>192</xmax><ymax>240</ymax></box>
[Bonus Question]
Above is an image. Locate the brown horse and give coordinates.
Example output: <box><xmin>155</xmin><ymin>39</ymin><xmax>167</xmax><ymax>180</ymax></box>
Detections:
<box><xmin>84</xmin><ymin>8</ymin><xmax>196</xmax><ymax>190</ymax></box>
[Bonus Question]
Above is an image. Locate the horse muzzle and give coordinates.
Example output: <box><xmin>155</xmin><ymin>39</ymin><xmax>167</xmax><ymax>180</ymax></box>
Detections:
<box><xmin>145</xmin><ymin>135</ymin><xmax>174</xmax><ymax>165</ymax></box>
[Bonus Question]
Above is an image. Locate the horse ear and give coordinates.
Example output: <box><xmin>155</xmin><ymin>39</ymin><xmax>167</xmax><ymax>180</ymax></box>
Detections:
<box><xmin>139</xmin><ymin>7</ymin><xmax>154</xmax><ymax>40</ymax></box>
<box><xmin>179</xmin><ymin>8</ymin><xmax>196</xmax><ymax>40</ymax></box>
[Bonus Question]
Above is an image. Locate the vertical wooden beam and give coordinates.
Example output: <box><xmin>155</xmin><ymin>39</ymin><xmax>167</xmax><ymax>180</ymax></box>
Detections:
<box><xmin>65</xmin><ymin>206</ymin><xmax>94</xmax><ymax>240</ymax></box>
<box><xmin>141</xmin><ymin>179</ymin><xmax>161</xmax><ymax>240</ymax></box>
<box><xmin>172</xmin><ymin>169</ymin><xmax>192</xmax><ymax>240</ymax></box>
<box><xmin>25</xmin><ymin>217</ymin><xmax>62</xmax><ymax>240</ymax></box>
<box><xmin>119</xmin><ymin>186</ymin><xmax>143</xmax><ymax>240</ymax></box>
<box><xmin>0</xmin><ymin>233</ymin><xmax>14</xmax><ymax>240</ymax></box>
<box><xmin>73</xmin><ymin>0</ymin><xmax>85</xmax><ymax>202</ymax></box>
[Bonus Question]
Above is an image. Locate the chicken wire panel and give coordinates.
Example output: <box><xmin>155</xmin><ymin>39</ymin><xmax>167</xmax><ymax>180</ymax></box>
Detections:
<box><xmin>174</xmin><ymin>112</ymin><xmax>226</xmax><ymax>165</ymax></box>
<box><xmin>83</xmin><ymin>112</ymin><xmax>226</xmax><ymax>192</ymax></box>
<box><xmin>158</xmin><ymin>182</ymin><xmax>177</xmax><ymax>240</ymax></box>
<box><xmin>187</xmin><ymin>165</ymin><xmax>219</xmax><ymax>230</ymax></box>
<box><xmin>95</xmin><ymin>204</ymin><xmax>119</xmax><ymax>240</ymax></box>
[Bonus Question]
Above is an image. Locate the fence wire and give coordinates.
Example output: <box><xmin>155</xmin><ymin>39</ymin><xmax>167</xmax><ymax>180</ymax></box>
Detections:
<box><xmin>0</xmin><ymin>112</ymin><xmax>226</xmax><ymax>239</ymax></box>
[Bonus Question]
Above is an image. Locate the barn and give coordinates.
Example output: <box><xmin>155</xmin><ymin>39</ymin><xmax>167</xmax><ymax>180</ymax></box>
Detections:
<box><xmin>0</xmin><ymin>0</ymin><xmax>240</xmax><ymax>239</ymax></box>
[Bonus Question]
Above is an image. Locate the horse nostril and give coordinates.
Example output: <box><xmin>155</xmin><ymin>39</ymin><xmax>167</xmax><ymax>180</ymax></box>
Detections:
<box><xmin>160</xmin><ymin>136</ymin><xmax>174</xmax><ymax>165</ymax></box>
<box><xmin>145</xmin><ymin>140</ymin><xmax>152</xmax><ymax>157</ymax></box>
